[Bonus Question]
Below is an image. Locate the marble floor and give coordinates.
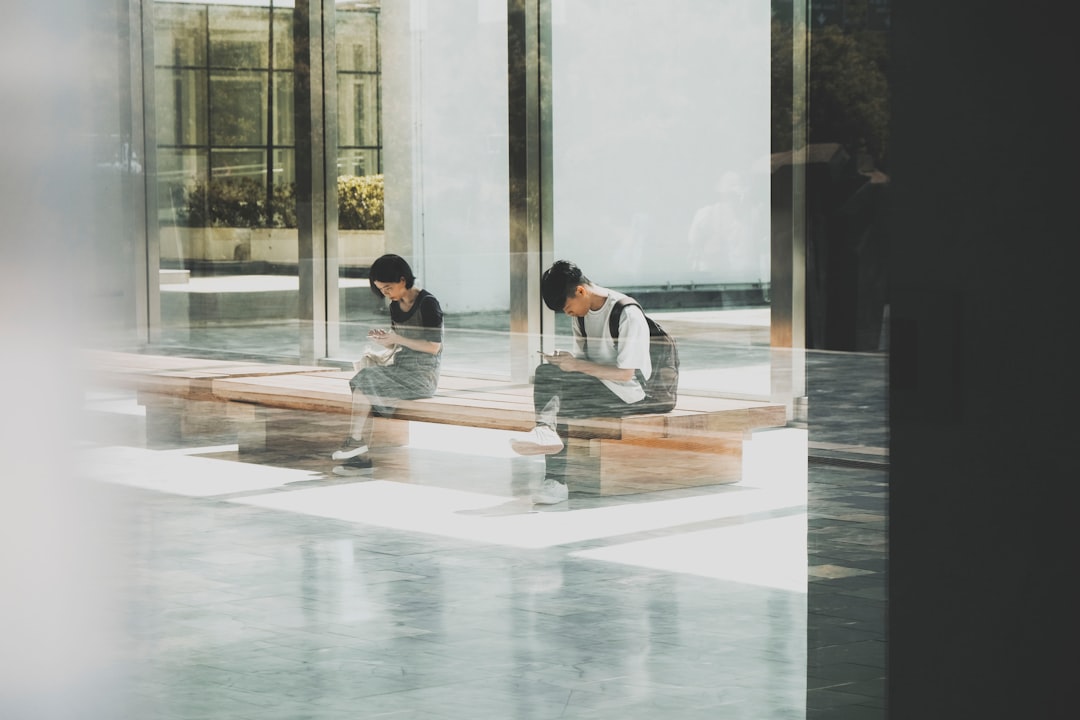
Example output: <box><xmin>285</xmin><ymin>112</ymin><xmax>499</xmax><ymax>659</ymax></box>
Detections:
<box><xmin>60</xmin><ymin>357</ymin><xmax>886</xmax><ymax>719</ymax></box>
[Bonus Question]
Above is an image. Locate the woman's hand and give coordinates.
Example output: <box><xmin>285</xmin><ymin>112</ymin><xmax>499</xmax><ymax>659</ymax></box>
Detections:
<box><xmin>368</xmin><ymin>328</ymin><xmax>397</xmax><ymax>347</ymax></box>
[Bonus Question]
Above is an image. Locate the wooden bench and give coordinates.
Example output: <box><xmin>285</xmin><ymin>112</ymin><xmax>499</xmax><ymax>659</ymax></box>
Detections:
<box><xmin>83</xmin><ymin>350</ymin><xmax>330</xmax><ymax>444</ymax></box>
<box><xmin>86</xmin><ymin>350</ymin><xmax>789</xmax><ymax>495</ymax></box>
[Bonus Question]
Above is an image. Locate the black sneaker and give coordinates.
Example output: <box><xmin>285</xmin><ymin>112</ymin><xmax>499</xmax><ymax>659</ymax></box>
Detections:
<box><xmin>331</xmin><ymin>436</ymin><xmax>369</xmax><ymax>461</ymax></box>
<box><xmin>332</xmin><ymin>455</ymin><xmax>374</xmax><ymax>476</ymax></box>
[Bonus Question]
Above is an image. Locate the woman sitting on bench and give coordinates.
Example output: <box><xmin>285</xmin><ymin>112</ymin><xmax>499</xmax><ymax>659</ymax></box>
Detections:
<box><xmin>331</xmin><ymin>254</ymin><xmax>443</xmax><ymax>474</ymax></box>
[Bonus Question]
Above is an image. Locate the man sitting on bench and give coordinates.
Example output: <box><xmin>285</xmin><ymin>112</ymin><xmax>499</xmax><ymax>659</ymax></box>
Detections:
<box><xmin>509</xmin><ymin>260</ymin><xmax>659</xmax><ymax>504</ymax></box>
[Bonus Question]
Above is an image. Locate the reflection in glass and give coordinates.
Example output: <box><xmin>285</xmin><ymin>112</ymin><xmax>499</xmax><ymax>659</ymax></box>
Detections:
<box><xmin>273</xmin><ymin>71</ymin><xmax>295</xmax><ymax>145</ymax></box>
<box><xmin>338</xmin><ymin>74</ymin><xmax>378</xmax><ymax>148</ymax></box>
<box><xmin>153</xmin><ymin>0</ymin><xmax>300</xmax><ymax>360</ymax></box>
<box><xmin>154</xmin><ymin>3</ymin><xmax>206</xmax><ymax>67</ymax></box>
<box><xmin>335</xmin><ymin>1</ymin><xmax>511</xmax><ymax>379</ymax></box>
<box><xmin>210</xmin><ymin>149</ymin><xmax>266</xmax><ymax>182</ymax></box>
<box><xmin>550</xmin><ymin>0</ymin><xmax>772</xmax><ymax>398</ymax></box>
<box><xmin>336</xmin><ymin>10</ymin><xmax>378</xmax><ymax>72</ymax></box>
<box><xmin>154</xmin><ymin>68</ymin><xmax>206</xmax><ymax>146</ymax></box>
<box><xmin>210</xmin><ymin>71</ymin><xmax>267</xmax><ymax>147</ymax></box>
<box><xmin>209</xmin><ymin>5</ymin><xmax>270</xmax><ymax>69</ymax></box>
<box><xmin>338</xmin><ymin>149</ymin><xmax>378</xmax><ymax>179</ymax></box>
<box><xmin>272</xmin><ymin>8</ymin><xmax>294</xmax><ymax>70</ymax></box>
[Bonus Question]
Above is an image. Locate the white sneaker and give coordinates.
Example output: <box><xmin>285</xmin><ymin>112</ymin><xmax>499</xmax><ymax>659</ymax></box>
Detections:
<box><xmin>331</xmin><ymin>437</ymin><xmax>369</xmax><ymax>461</ymax></box>
<box><xmin>532</xmin><ymin>478</ymin><xmax>569</xmax><ymax>504</ymax></box>
<box><xmin>509</xmin><ymin>425</ymin><xmax>564</xmax><ymax>456</ymax></box>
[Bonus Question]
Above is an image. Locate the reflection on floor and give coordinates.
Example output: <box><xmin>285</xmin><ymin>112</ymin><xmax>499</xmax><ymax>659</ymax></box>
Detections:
<box><xmin>77</xmin><ymin>389</ymin><xmax>884</xmax><ymax>719</ymax></box>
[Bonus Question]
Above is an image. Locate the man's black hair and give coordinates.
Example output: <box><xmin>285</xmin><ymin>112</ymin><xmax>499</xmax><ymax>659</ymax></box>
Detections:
<box><xmin>368</xmin><ymin>254</ymin><xmax>416</xmax><ymax>297</ymax></box>
<box><xmin>541</xmin><ymin>260</ymin><xmax>592</xmax><ymax>311</ymax></box>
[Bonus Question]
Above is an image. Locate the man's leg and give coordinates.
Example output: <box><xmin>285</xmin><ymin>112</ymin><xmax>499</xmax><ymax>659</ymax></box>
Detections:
<box><xmin>540</xmin><ymin>372</ymin><xmax>644</xmax><ymax>487</ymax></box>
<box><xmin>510</xmin><ymin>363</ymin><xmax>568</xmax><ymax>456</ymax></box>
<box><xmin>512</xmin><ymin>365</ymin><xmax>644</xmax><ymax>504</ymax></box>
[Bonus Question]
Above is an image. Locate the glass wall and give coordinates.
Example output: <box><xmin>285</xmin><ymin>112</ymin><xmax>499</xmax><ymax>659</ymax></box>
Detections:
<box><xmin>335</xmin><ymin>4</ymin><xmax>387</xmax><ymax>358</ymax></box>
<box><xmin>345</xmin><ymin>0</ymin><xmax>512</xmax><ymax>378</ymax></box>
<box><xmin>140</xmin><ymin>0</ymin><xmax>807</xmax><ymax>397</ymax></box>
<box><xmin>148</xmin><ymin>0</ymin><xmax>512</xmax><ymax>374</ymax></box>
<box><xmin>152</xmin><ymin>0</ymin><xmax>303</xmax><ymax>358</ymax></box>
<box><xmin>549</xmin><ymin>0</ymin><xmax>773</xmax><ymax>398</ymax></box>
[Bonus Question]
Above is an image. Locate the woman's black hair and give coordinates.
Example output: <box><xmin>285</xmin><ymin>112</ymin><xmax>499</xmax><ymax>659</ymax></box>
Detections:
<box><xmin>540</xmin><ymin>260</ymin><xmax>591</xmax><ymax>311</ymax></box>
<box><xmin>368</xmin><ymin>254</ymin><xmax>416</xmax><ymax>298</ymax></box>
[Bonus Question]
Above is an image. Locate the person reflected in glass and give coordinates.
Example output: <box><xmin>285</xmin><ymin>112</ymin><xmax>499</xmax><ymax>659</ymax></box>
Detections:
<box><xmin>687</xmin><ymin>170</ymin><xmax>763</xmax><ymax>282</ymax></box>
<box><xmin>509</xmin><ymin>260</ymin><xmax>656</xmax><ymax>504</ymax></box>
<box><xmin>332</xmin><ymin>254</ymin><xmax>443</xmax><ymax>474</ymax></box>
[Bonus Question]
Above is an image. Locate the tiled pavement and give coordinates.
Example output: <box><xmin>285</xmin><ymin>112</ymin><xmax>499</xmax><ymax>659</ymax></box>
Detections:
<box><xmin>73</xmin><ymin>311</ymin><xmax>886</xmax><ymax>719</ymax></box>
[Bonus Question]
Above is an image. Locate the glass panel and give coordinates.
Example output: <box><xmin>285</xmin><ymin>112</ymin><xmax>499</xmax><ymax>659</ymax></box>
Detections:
<box><xmin>336</xmin><ymin>2</ymin><xmax>511</xmax><ymax>379</ymax></box>
<box><xmin>271</xmin><ymin>148</ymin><xmax>296</xmax><ymax>228</ymax></box>
<box><xmin>208</xmin><ymin>5</ymin><xmax>269</xmax><ymax>69</ymax></box>
<box><xmin>157</xmin><ymin>147</ymin><xmax>208</xmax><ymax>237</ymax></box>
<box><xmin>272</xmin><ymin>8</ymin><xmax>294</xmax><ymax>70</ymax></box>
<box><xmin>336</xmin><ymin>10</ymin><xmax>377</xmax><ymax>72</ymax></box>
<box><xmin>337</xmin><ymin>74</ymin><xmax>378</xmax><ymax>147</ymax></box>
<box><xmin>272</xmin><ymin>71</ymin><xmax>295</xmax><ymax>145</ymax></box>
<box><xmin>211</xmin><ymin>148</ymin><xmax>266</xmax><ymax>182</ymax></box>
<box><xmin>550</xmin><ymin>0</ymin><xmax>772</xmax><ymax>398</ymax></box>
<box><xmin>154</xmin><ymin>2</ymin><xmax>205</xmax><ymax>67</ymax></box>
<box><xmin>154</xmin><ymin>68</ymin><xmax>206</xmax><ymax>146</ymax></box>
<box><xmin>153</xmin><ymin>0</ymin><xmax>300</xmax><ymax>361</ymax></box>
<box><xmin>337</xmin><ymin>148</ymin><xmax>378</xmax><ymax>178</ymax></box>
<box><xmin>210</xmin><ymin>71</ymin><xmax>267</xmax><ymax>146</ymax></box>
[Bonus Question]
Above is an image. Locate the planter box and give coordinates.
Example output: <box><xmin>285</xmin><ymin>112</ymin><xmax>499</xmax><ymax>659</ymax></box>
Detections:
<box><xmin>338</xmin><ymin>230</ymin><xmax>385</xmax><ymax>269</ymax></box>
<box><xmin>161</xmin><ymin>227</ymin><xmax>385</xmax><ymax>271</ymax></box>
<box><xmin>249</xmin><ymin>228</ymin><xmax>296</xmax><ymax>264</ymax></box>
<box><xmin>160</xmin><ymin>226</ymin><xmax>252</xmax><ymax>262</ymax></box>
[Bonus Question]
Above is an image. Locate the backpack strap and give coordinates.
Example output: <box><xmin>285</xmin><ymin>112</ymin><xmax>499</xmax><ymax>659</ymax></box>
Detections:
<box><xmin>607</xmin><ymin>297</ymin><xmax>640</xmax><ymax>341</ymax></box>
<box><xmin>577</xmin><ymin>297</ymin><xmax>647</xmax><ymax>391</ymax></box>
<box><xmin>576</xmin><ymin>296</ymin><xmax>638</xmax><ymax>344</ymax></box>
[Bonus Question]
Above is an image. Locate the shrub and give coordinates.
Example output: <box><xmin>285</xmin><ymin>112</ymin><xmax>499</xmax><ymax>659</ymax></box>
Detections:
<box><xmin>182</xmin><ymin>177</ymin><xmax>289</xmax><ymax>229</ymax></box>
<box><xmin>337</xmin><ymin>174</ymin><xmax>384</xmax><ymax>230</ymax></box>
<box><xmin>180</xmin><ymin>174</ymin><xmax>383</xmax><ymax>230</ymax></box>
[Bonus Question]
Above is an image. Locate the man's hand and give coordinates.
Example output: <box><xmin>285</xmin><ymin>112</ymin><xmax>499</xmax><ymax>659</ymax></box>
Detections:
<box><xmin>543</xmin><ymin>350</ymin><xmax>578</xmax><ymax>371</ymax></box>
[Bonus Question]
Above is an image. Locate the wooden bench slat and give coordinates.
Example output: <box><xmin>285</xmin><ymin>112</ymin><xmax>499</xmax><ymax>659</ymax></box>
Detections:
<box><xmin>101</xmin><ymin>349</ymin><xmax>791</xmax><ymax>494</ymax></box>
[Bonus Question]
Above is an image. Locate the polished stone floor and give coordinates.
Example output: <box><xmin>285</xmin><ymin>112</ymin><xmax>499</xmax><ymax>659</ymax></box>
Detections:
<box><xmin>70</xmin><ymin>347</ymin><xmax>886</xmax><ymax>719</ymax></box>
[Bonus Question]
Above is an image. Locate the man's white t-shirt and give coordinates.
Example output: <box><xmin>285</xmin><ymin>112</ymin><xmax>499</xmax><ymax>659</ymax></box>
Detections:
<box><xmin>572</xmin><ymin>289</ymin><xmax>651</xmax><ymax>404</ymax></box>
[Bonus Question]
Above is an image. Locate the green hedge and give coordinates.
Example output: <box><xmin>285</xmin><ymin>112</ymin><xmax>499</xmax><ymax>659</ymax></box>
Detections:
<box><xmin>179</xmin><ymin>174</ymin><xmax>384</xmax><ymax>230</ymax></box>
<box><xmin>337</xmin><ymin>174</ymin><xmax>385</xmax><ymax>231</ymax></box>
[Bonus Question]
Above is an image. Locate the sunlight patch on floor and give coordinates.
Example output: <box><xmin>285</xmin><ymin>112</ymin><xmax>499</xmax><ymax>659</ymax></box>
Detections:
<box><xmin>406</xmin><ymin>422</ymin><xmax>521</xmax><ymax>459</ymax></box>
<box><xmin>741</xmin><ymin>427</ymin><xmax>808</xmax><ymax>490</ymax></box>
<box><xmin>573</xmin><ymin>513</ymin><xmax>809</xmax><ymax>592</ymax></box>
<box><xmin>81</xmin><ymin>445</ymin><xmax>319</xmax><ymax>496</ymax></box>
<box><xmin>232</xmin><ymin>480</ymin><xmax>805</xmax><ymax>549</ymax></box>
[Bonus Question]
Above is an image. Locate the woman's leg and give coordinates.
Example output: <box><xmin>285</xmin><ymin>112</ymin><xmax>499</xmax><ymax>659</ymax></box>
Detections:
<box><xmin>331</xmin><ymin>371</ymin><xmax>380</xmax><ymax>460</ymax></box>
<box><xmin>348</xmin><ymin>391</ymin><xmax>374</xmax><ymax>445</ymax></box>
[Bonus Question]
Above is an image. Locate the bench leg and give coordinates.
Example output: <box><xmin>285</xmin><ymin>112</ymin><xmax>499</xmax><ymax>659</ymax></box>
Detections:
<box><xmin>566</xmin><ymin>434</ymin><xmax>745</xmax><ymax>496</ymax></box>
<box><xmin>142</xmin><ymin>395</ymin><xmax>184</xmax><ymax>446</ymax></box>
<box><xmin>141</xmin><ymin>394</ymin><xmax>233</xmax><ymax>448</ymax></box>
<box><xmin>230</xmin><ymin>406</ymin><xmax>348</xmax><ymax>456</ymax></box>
<box><xmin>371</xmin><ymin>416</ymin><xmax>410</xmax><ymax>448</ymax></box>
<box><xmin>230</xmin><ymin>407</ymin><xmax>411</xmax><ymax>456</ymax></box>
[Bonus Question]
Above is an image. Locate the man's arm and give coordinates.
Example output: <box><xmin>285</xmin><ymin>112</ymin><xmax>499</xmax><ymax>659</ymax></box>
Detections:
<box><xmin>545</xmin><ymin>352</ymin><xmax>636</xmax><ymax>382</ymax></box>
<box><xmin>548</xmin><ymin>302</ymin><xmax>647</xmax><ymax>382</ymax></box>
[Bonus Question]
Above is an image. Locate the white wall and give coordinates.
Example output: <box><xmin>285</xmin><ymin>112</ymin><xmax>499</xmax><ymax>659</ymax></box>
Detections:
<box><xmin>382</xmin><ymin>0</ymin><xmax>771</xmax><ymax>312</ymax></box>
<box><xmin>550</xmin><ymin>0</ymin><xmax>772</xmax><ymax>288</ymax></box>
<box><xmin>382</xmin><ymin>0</ymin><xmax>511</xmax><ymax>315</ymax></box>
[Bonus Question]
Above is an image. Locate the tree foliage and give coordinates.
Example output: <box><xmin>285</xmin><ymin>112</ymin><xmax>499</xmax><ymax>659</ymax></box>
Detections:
<box><xmin>772</xmin><ymin>17</ymin><xmax>890</xmax><ymax>168</ymax></box>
